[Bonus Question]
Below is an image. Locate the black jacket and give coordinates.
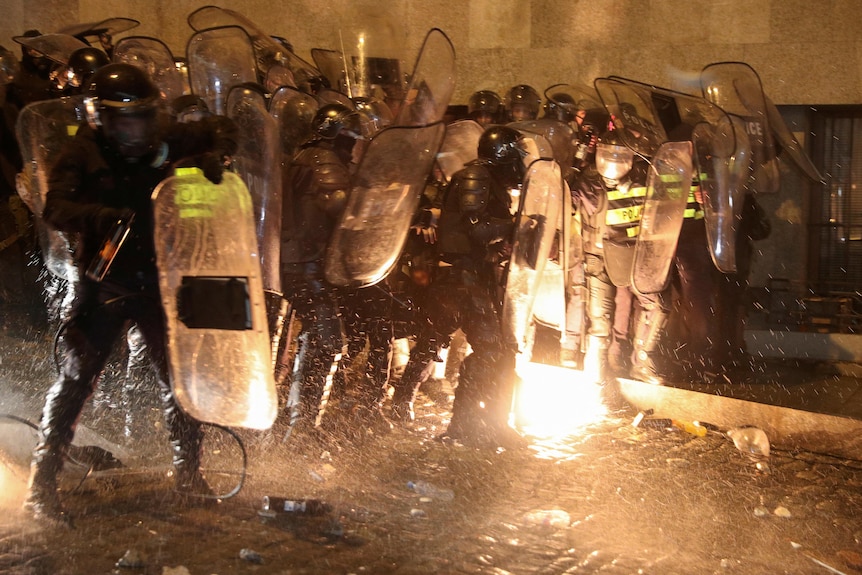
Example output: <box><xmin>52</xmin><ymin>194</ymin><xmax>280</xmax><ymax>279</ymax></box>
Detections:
<box><xmin>43</xmin><ymin>116</ymin><xmax>237</xmax><ymax>290</ymax></box>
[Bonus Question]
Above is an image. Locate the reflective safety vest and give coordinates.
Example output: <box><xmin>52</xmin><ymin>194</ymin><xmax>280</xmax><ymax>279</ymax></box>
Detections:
<box><xmin>685</xmin><ymin>174</ymin><xmax>705</xmax><ymax>220</ymax></box>
<box><xmin>605</xmin><ymin>183</ymin><xmax>647</xmax><ymax>239</ymax></box>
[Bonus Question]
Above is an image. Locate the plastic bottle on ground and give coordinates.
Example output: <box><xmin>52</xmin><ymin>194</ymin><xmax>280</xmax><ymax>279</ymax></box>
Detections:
<box><xmin>727</xmin><ymin>426</ymin><xmax>770</xmax><ymax>457</ymax></box>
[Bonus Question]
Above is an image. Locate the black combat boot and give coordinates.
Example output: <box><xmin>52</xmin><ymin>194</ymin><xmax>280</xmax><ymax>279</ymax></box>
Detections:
<box><xmin>442</xmin><ymin>352</ymin><xmax>524</xmax><ymax>449</ymax></box>
<box><xmin>630</xmin><ymin>310</ymin><xmax>668</xmax><ymax>385</ymax></box>
<box><xmin>24</xmin><ymin>446</ymin><xmax>71</xmax><ymax>526</ymax></box>
<box><xmin>607</xmin><ymin>336</ymin><xmax>632</xmax><ymax>379</ymax></box>
<box><xmin>389</xmin><ymin>347</ymin><xmax>438</xmax><ymax>423</ymax></box>
<box><xmin>351</xmin><ymin>337</ymin><xmax>394</xmax><ymax>434</ymax></box>
<box><xmin>23</xmin><ymin>376</ymin><xmax>86</xmax><ymax>527</ymax></box>
<box><xmin>165</xmin><ymin>400</ymin><xmax>213</xmax><ymax>502</ymax></box>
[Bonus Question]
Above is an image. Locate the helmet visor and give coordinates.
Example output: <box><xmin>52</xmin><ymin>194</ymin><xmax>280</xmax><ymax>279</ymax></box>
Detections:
<box><xmin>595</xmin><ymin>143</ymin><xmax>634</xmax><ymax>180</ymax></box>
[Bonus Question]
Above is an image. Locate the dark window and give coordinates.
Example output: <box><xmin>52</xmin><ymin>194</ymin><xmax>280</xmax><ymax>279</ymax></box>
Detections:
<box><xmin>804</xmin><ymin>106</ymin><xmax>862</xmax><ymax>332</ymax></box>
<box><xmin>809</xmin><ymin>107</ymin><xmax>862</xmax><ymax>295</ymax></box>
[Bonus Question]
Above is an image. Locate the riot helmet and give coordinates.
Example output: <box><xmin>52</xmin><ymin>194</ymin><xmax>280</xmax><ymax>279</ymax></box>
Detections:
<box><xmin>543</xmin><ymin>91</ymin><xmax>577</xmax><ymax>124</ymax></box>
<box><xmin>595</xmin><ymin>130</ymin><xmax>634</xmax><ymax>182</ymax></box>
<box><xmin>478</xmin><ymin>125</ymin><xmax>528</xmax><ymax>187</ymax></box>
<box><xmin>478</xmin><ymin>125</ymin><xmax>527</xmax><ymax>164</ymax></box>
<box><xmin>311</xmin><ymin>103</ymin><xmax>364</xmax><ymax>163</ymax></box>
<box><xmin>171</xmin><ymin>94</ymin><xmax>211</xmax><ymax>123</ymax></box>
<box><xmin>504</xmin><ymin>84</ymin><xmax>541</xmax><ymax>122</ymax></box>
<box><xmin>467</xmin><ymin>90</ymin><xmax>502</xmax><ymax>127</ymax></box>
<box><xmin>18</xmin><ymin>30</ymin><xmax>51</xmax><ymax>77</ymax></box>
<box><xmin>353</xmin><ymin>96</ymin><xmax>393</xmax><ymax>137</ymax></box>
<box><xmin>85</xmin><ymin>62</ymin><xmax>162</xmax><ymax>158</ymax></box>
<box><xmin>312</xmin><ymin>103</ymin><xmax>362</xmax><ymax>139</ymax></box>
<box><xmin>64</xmin><ymin>46</ymin><xmax>109</xmax><ymax>91</ymax></box>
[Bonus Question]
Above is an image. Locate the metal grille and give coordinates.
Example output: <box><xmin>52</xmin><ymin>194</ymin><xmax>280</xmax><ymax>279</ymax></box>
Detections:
<box><xmin>811</xmin><ymin>112</ymin><xmax>862</xmax><ymax>295</ymax></box>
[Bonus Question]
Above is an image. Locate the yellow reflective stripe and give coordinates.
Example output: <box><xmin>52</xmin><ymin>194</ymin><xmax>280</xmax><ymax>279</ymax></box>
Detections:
<box><xmin>175</xmin><ymin>167</ymin><xmax>203</xmax><ymax>177</ymax></box>
<box><xmin>175</xmin><ymin>179</ymin><xmax>220</xmax><ymax>218</ymax></box>
<box><xmin>659</xmin><ymin>174</ymin><xmax>684</xmax><ymax>182</ymax></box>
<box><xmin>606</xmin><ymin>185</ymin><xmax>647</xmax><ymax>201</ymax></box>
<box><xmin>66</xmin><ymin>124</ymin><xmax>78</xmax><ymax>136</ymax></box>
<box><xmin>606</xmin><ymin>204</ymin><xmax>643</xmax><ymax>226</ymax></box>
<box><xmin>178</xmin><ymin>207</ymin><xmax>214</xmax><ymax>218</ymax></box>
<box><xmin>683</xmin><ymin>208</ymin><xmax>704</xmax><ymax>219</ymax></box>
<box><xmin>688</xmin><ymin>185</ymin><xmax>699</xmax><ymax>203</ymax></box>
<box><xmin>627</xmin><ymin>225</ymin><xmax>640</xmax><ymax>237</ymax></box>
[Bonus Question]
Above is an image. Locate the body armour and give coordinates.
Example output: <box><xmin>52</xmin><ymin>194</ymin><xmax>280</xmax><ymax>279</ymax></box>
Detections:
<box><xmin>436</xmin><ymin>160</ymin><xmax>513</xmax><ymax>266</ymax></box>
<box><xmin>281</xmin><ymin>143</ymin><xmax>350</xmax><ymax>265</ymax></box>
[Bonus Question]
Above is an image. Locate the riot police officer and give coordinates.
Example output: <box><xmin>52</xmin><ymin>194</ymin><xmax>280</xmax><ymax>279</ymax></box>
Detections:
<box><xmin>279</xmin><ymin>103</ymin><xmax>364</xmax><ymax>436</ymax></box>
<box><xmin>0</xmin><ymin>31</ymin><xmax>54</xmax><ymax>336</ymax></box>
<box><xmin>54</xmin><ymin>46</ymin><xmax>110</xmax><ymax>96</ymax></box>
<box><xmin>573</xmin><ymin>129</ymin><xmax>669</xmax><ymax>386</ymax></box>
<box><xmin>24</xmin><ymin>63</ymin><xmax>238</xmax><ymax>525</ymax></box>
<box><xmin>391</xmin><ymin>125</ymin><xmax>525</xmax><ymax>447</ymax></box>
<box><xmin>664</xmin><ymin>125</ymin><xmax>721</xmax><ymax>379</ymax></box>
<box><xmin>543</xmin><ymin>90</ymin><xmax>578</xmax><ymax>126</ymax></box>
<box><xmin>467</xmin><ymin>90</ymin><xmax>502</xmax><ymax>127</ymax></box>
<box><xmin>503</xmin><ymin>84</ymin><xmax>541</xmax><ymax>122</ymax></box>
<box><xmin>7</xmin><ymin>30</ymin><xmax>53</xmax><ymax>109</ymax></box>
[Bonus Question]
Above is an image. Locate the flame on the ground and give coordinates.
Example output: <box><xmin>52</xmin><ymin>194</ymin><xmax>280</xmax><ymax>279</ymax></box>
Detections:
<box><xmin>0</xmin><ymin>455</ymin><xmax>27</xmax><ymax>510</ymax></box>
<box><xmin>511</xmin><ymin>360</ymin><xmax>607</xmax><ymax>442</ymax></box>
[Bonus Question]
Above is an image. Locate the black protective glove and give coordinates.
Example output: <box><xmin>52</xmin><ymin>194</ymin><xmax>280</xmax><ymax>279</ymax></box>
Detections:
<box><xmin>200</xmin><ymin>152</ymin><xmax>226</xmax><ymax>185</ymax></box>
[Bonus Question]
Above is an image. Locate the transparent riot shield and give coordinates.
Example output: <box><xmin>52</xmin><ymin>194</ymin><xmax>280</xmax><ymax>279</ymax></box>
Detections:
<box><xmin>321</xmin><ymin>9</ymin><xmax>407</xmax><ymax>100</ymax></box>
<box><xmin>324</xmin><ymin>122</ymin><xmax>446</xmax><ymax>287</ymax></box>
<box><xmin>186</xmin><ymin>25</ymin><xmax>257</xmax><ymax>116</ymax></box>
<box><xmin>700</xmin><ymin>61</ymin><xmax>780</xmax><ymax>194</ymax></box>
<box><xmin>530</xmin><ymin>181</ymin><xmax>570</xmax><ymax>333</ymax></box>
<box><xmin>612</xmin><ymin>76</ymin><xmax>744</xmax><ymax>275</ymax></box>
<box><xmin>764</xmin><ymin>95</ymin><xmax>823</xmax><ymax>183</ymax></box>
<box><xmin>310</xmin><ymin>48</ymin><xmax>347</xmax><ymax>94</ymax></box>
<box><xmin>188</xmin><ymin>6</ymin><xmax>325</xmax><ymax>95</ymax></box>
<box><xmin>113</xmin><ymin>36</ymin><xmax>186</xmax><ymax>103</ymax></box>
<box><xmin>56</xmin><ymin>17</ymin><xmax>140</xmax><ymax>43</ymax></box>
<box><xmin>353</xmin><ymin>96</ymin><xmax>394</xmax><ymax>137</ymax></box>
<box><xmin>544</xmin><ymin>83</ymin><xmax>604</xmax><ymax>120</ymax></box>
<box><xmin>595</xmin><ymin>77</ymin><xmax>667</xmax><ymax>158</ymax></box>
<box><xmin>502</xmin><ymin>158</ymin><xmax>564</xmax><ymax>352</ymax></box>
<box><xmin>631</xmin><ymin>141</ymin><xmax>694</xmax><ymax>294</ymax></box>
<box><xmin>693</xmin><ymin>115</ymin><xmax>751</xmax><ymax>272</ymax></box>
<box><xmin>315</xmin><ymin>88</ymin><xmax>354</xmax><ymax>109</ymax></box>
<box><xmin>15</xmin><ymin>96</ymin><xmax>87</xmax><ymax>281</ymax></box>
<box><xmin>152</xmin><ymin>170</ymin><xmax>277</xmax><ymax>429</ymax></box>
<box><xmin>436</xmin><ymin>119</ymin><xmax>483</xmax><ymax>182</ymax></box>
<box><xmin>13</xmin><ymin>33</ymin><xmax>89</xmax><ymax>68</ymax></box>
<box><xmin>394</xmin><ymin>28</ymin><xmax>455</xmax><ymax>127</ymax></box>
<box><xmin>509</xmin><ymin>118</ymin><xmax>575</xmax><ymax>176</ymax></box>
<box><xmin>269</xmin><ymin>86</ymin><xmax>318</xmax><ymax>160</ymax></box>
<box><xmin>226</xmin><ymin>84</ymin><xmax>282</xmax><ymax>294</ymax></box>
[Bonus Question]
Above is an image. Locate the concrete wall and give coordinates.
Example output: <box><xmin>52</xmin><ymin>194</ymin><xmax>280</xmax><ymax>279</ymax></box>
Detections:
<box><xmin>1</xmin><ymin>0</ymin><xmax>857</xmax><ymax>291</ymax></box>
<box><xmin>2</xmin><ymin>0</ymin><xmax>861</xmax><ymax>106</ymax></box>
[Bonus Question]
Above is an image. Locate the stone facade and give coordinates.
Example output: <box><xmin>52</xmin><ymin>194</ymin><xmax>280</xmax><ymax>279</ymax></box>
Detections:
<box><xmin>1</xmin><ymin>0</ymin><xmax>858</xmax><ymax>292</ymax></box>
<box><xmin>2</xmin><ymin>0</ymin><xmax>860</xmax><ymax>105</ymax></box>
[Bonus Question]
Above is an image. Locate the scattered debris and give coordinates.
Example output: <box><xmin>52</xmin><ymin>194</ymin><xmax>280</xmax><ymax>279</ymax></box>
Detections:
<box><xmin>522</xmin><ymin>509</ymin><xmax>571</xmax><ymax>528</ymax></box>
<box><xmin>727</xmin><ymin>427</ymin><xmax>771</xmax><ymax>457</ymax></box>
<box><xmin>239</xmin><ymin>548</ymin><xmax>264</xmax><ymax>564</ymax></box>
<box><xmin>115</xmin><ymin>549</ymin><xmax>145</xmax><ymax>569</ymax></box>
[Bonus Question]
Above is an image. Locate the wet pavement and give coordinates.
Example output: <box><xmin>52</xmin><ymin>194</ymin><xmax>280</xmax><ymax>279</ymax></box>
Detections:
<box><xmin>0</xmin><ymin>328</ymin><xmax>861</xmax><ymax>575</ymax></box>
